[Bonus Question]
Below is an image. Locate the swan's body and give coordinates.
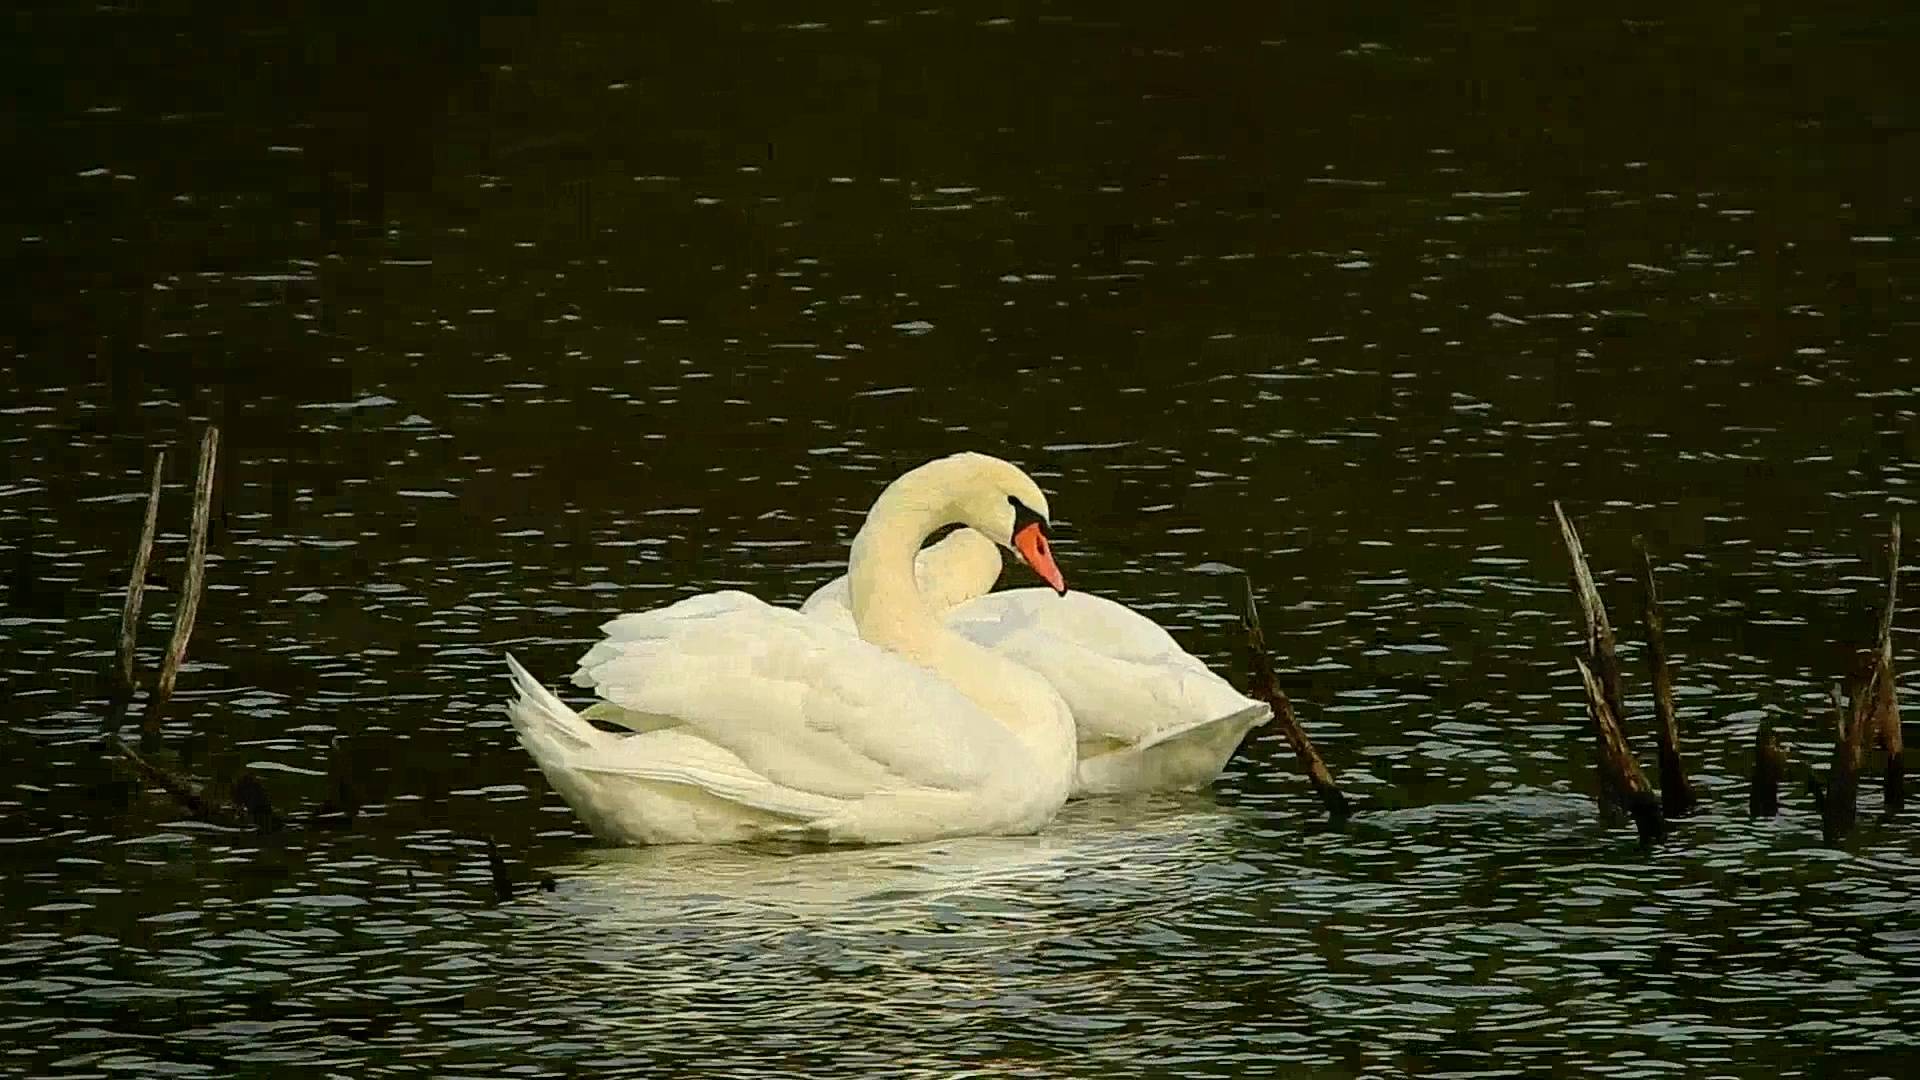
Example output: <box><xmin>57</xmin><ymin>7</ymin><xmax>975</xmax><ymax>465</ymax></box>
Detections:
<box><xmin>802</xmin><ymin>529</ymin><xmax>1270</xmax><ymax>795</ymax></box>
<box><xmin>505</xmin><ymin>453</ymin><xmax>1078</xmax><ymax>846</ymax></box>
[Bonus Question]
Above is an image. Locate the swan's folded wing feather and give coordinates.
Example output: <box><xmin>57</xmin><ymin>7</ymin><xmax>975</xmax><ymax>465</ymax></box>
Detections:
<box><xmin>573</xmin><ymin>595</ymin><xmax>1025</xmax><ymax>801</ymax></box>
<box><xmin>575</xmin><ymin>591</ymin><xmax>771</xmax><ymax>684</ymax></box>
<box><xmin>949</xmin><ymin>589</ymin><xmax>1182</xmax><ymax>657</ymax></box>
<box><xmin>948</xmin><ymin>588</ymin><xmax>1263</xmax><ymax>745</ymax></box>
<box><xmin>567</xmin><ymin>728</ymin><xmax>845</xmax><ymax>821</ymax></box>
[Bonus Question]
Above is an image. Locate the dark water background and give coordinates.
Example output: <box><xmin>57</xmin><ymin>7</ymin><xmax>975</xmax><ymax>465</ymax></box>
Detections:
<box><xmin>3</xmin><ymin>5</ymin><xmax>1917</xmax><ymax>1077</ymax></box>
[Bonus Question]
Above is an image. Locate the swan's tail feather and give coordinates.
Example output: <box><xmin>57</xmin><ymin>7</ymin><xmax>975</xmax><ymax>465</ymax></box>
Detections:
<box><xmin>505</xmin><ymin>653</ymin><xmax>600</xmax><ymax>756</ymax></box>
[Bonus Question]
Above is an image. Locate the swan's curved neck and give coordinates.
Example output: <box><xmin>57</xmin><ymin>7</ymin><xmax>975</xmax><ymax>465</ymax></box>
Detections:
<box><xmin>841</xmin><ymin>460</ymin><xmax>1072</xmax><ymax>777</ymax></box>
<box><xmin>847</xmin><ymin>480</ymin><xmax>954</xmax><ymax>662</ymax></box>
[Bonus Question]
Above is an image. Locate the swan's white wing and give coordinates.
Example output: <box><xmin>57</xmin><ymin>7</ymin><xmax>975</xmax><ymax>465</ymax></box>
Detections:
<box><xmin>951</xmin><ymin>589</ymin><xmax>1182</xmax><ymax>659</ymax></box>
<box><xmin>947</xmin><ymin>589</ymin><xmax>1265</xmax><ymax>747</ymax></box>
<box><xmin>574</xmin><ymin>592</ymin><xmax>1029</xmax><ymax>801</ymax></box>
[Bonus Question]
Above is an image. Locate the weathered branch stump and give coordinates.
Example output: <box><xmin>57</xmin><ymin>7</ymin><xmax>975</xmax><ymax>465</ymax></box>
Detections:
<box><xmin>1814</xmin><ymin>515</ymin><xmax>1902</xmax><ymax>841</ymax></box>
<box><xmin>1553</xmin><ymin>502</ymin><xmax>1633</xmax><ymax>821</ymax></box>
<box><xmin>1872</xmin><ymin>516</ymin><xmax>1902</xmax><ymax>817</ymax></box>
<box><xmin>1574</xmin><ymin>657</ymin><xmax>1666</xmax><ymax>845</ymax></box>
<box><xmin>1814</xmin><ymin>684</ymin><xmax>1870</xmax><ymax>843</ymax></box>
<box><xmin>1750</xmin><ymin>721</ymin><xmax>1785</xmax><ymax>818</ymax></box>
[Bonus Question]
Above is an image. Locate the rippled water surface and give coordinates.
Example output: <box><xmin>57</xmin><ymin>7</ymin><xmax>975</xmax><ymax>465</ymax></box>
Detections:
<box><xmin>4</xmin><ymin>6</ymin><xmax>1918</xmax><ymax>1078</ymax></box>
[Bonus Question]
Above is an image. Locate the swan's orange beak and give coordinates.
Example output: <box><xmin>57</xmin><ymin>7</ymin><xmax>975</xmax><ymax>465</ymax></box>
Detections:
<box><xmin>1013</xmin><ymin>522</ymin><xmax>1066</xmax><ymax>595</ymax></box>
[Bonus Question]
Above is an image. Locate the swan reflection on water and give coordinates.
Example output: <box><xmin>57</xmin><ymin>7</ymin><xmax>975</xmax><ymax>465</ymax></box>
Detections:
<box><xmin>523</xmin><ymin>793</ymin><xmax>1250</xmax><ymax>925</ymax></box>
<box><xmin>489</xmin><ymin>794</ymin><xmax>1258</xmax><ymax>1059</ymax></box>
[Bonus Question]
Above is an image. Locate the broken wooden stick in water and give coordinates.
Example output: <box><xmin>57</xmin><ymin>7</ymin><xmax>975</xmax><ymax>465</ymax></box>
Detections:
<box><xmin>144</xmin><ymin>425</ymin><xmax>218</xmax><ymax>739</ymax></box>
<box><xmin>1552</xmin><ymin>502</ymin><xmax>1633</xmax><ymax>822</ymax></box>
<box><xmin>108</xmin><ymin>451</ymin><xmax>166</xmax><ymax>729</ymax></box>
<box><xmin>1241</xmin><ymin>576</ymin><xmax>1349</xmax><ymax>821</ymax></box>
<box><xmin>1750</xmin><ymin>720</ymin><xmax>1785</xmax><ymax>817</ymax></box>
<box><xmin>1634</xmin><ymin>537</ymin><xmax>1697</xmax><ymax>818</ymax></box>
<box><xmin>1573</xmin><ymin>656</ymin><xmax>1666</xmax><ymax>844</ymax></box>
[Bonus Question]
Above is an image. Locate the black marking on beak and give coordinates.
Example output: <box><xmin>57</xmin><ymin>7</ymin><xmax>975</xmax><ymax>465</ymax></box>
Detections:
<box><xmin>1008</xmin><ymin>496</ymin><xmax>1050</xmax><ymax>541</ymax></box>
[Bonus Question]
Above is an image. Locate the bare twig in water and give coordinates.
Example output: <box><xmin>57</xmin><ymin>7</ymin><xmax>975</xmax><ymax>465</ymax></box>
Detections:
<box><xmin>229</xmin><ymin>771</ymin><xmax>276</xmax><ymax>831</ymax></box>
<box><xmin>146</xmin><ymin>426</ymin><xmax>218</xmax><ymax>738</ymax></box>
<box><xmin>108</xmin><ymin>451</ymin><xmax>166</xmax><ymax>729</ymax></box>
<box><xmin>110</xmin><ymin>735</ymin><xmax>274</xmax><ymax>830</ymax></box>
<box><xmin>112</xmin><ymin>736</ymin><xmax>212</xmax><ymax>816</ymax></box>
<box><xmin>1634</xmin><ymin>537</ymin><xmax>1697</xmax><ymax>818</ymax></box>
<box><xmin>1574</xmin><ymin>657</ymin><xmax>1665</xmax><ymax>845</ymax></box>
<box><xmin>487</xmin><ymin>836</ymin><xmax>515</xmax><ymax>902</ymax></box>
<box><xmin>1750</xmin><ymin>721</ymin><xmax>1786</xmax><ymax>817</ymax></box>
<box><xmin>1552</xmin><ymin>502</ymin><xmax>1630</xmax><ymax>820</ymax></box>
<box><xmin>1241</xmin><ymin>576</ymin><xmax>1349</xmax><ymax>821</ymax></box>
<box><xmin>318</xmin><ymin>735</ymin><xmax>361</xmax><ymax>828</ymax></box>
<box><xmin>89</xmin><ymin>434</ymin><xmax>305</xmax><ymax>838</ymax></box>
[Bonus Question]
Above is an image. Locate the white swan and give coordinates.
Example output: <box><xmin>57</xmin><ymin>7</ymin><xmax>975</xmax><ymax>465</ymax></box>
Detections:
<box><xmin>803</xmin><ymin>528</ymin><xmax>1270</xmax><ymax>796</ymax></box>
<box><xmin>504</xmin><ymin>452</ymin><xmax>1079</xmax><ymax>846</ymax></box>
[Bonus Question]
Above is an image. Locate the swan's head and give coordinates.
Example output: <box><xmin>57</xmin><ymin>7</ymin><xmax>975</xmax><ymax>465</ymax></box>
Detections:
<box><xmin>918</xmin><ymin>452</ymin><xmax>1066</xmax><ymax>596</ymax></box>
<box><xmin>1000</xmin><ymin>492</ymin><xmax>1065</xmax><ymax>596</ymax></box>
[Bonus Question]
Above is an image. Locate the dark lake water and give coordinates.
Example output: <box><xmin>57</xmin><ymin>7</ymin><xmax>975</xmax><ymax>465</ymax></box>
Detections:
<box><xmin>4</xmin><ymin>6</ymin><xmax>1917</xmax><ymax>1077</ymax></box>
